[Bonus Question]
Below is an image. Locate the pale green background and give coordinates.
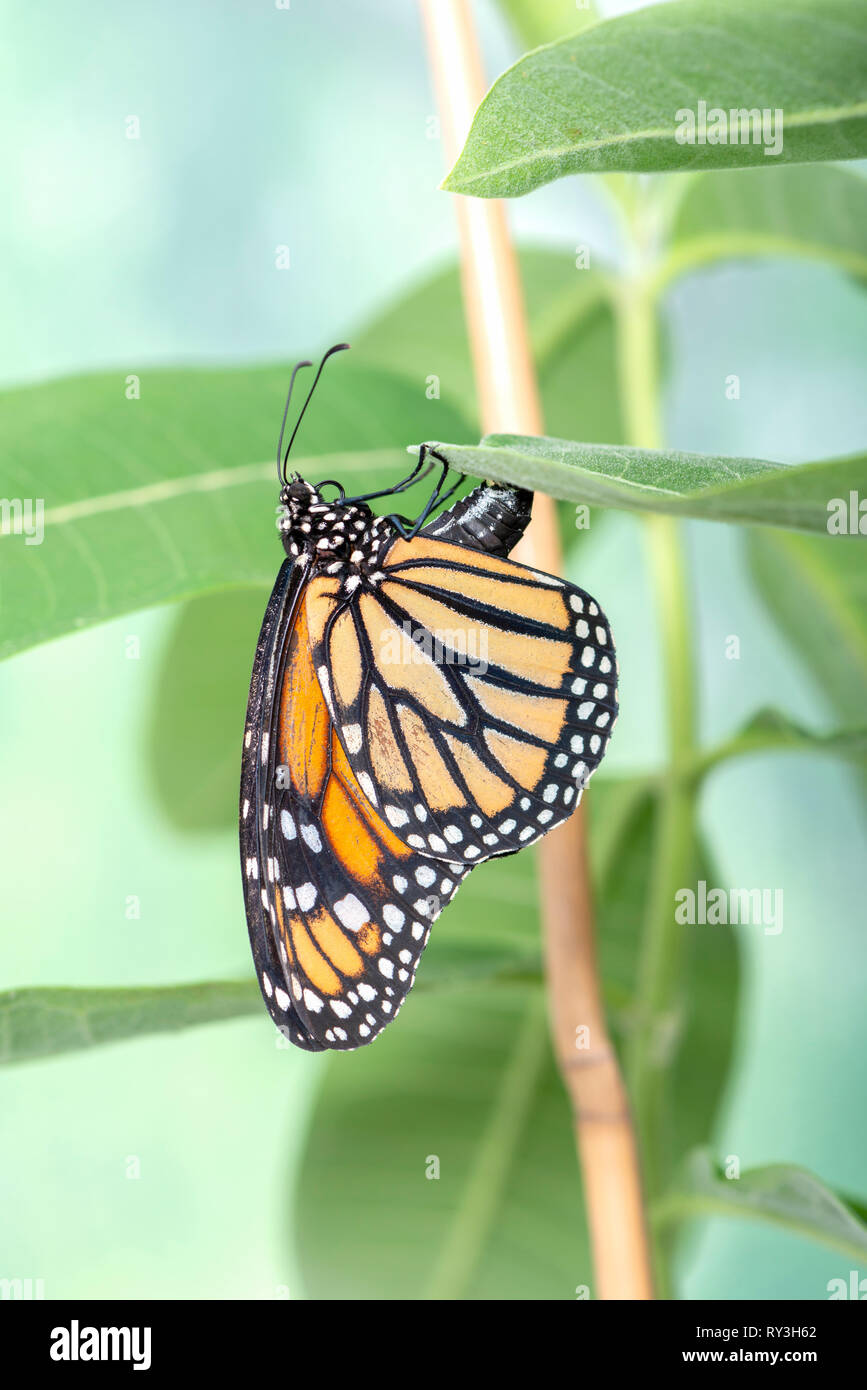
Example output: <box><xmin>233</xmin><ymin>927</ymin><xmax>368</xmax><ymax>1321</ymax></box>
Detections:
<box><xmin>1</xmin><ymin>0</ymin><xmax>865</xmax><ymax>1299</ymax></box>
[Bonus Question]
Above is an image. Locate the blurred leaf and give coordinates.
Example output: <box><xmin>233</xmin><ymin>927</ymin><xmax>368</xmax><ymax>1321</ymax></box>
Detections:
<box><xmin>292</xmin><ymin>778</ymin><xmax>735</xmax><ymax>1300</ymax></box>
<box><xmin>294</xmin><ymin>985</ymin><xmax>591</xmax><ymax>1300</ymax></box>
<box><xmin>421</xmin><ymin>848</ymin><xmax>541</xmax><ymax>976</ymax></box>
<box><xmin>587</xmin><ymin>775</ymin><xmax>655</xmax><ymax>887</ymax></box>
<box><xmin>274</xmin><ymin>768</ymin><xmax>732</xmax><ymax>1309</ymax></box>
<box><xmin>696</xmin><ymin>707</ymin><xmax>867</xmax><ymax>779</ymax></box>
<box><xmin>356</xmin><ymin>249</ymin><xmax>623</xmax><ymax>444</ymax></box>
<box><xmin>0</xmin><ymin>981</ymin><xmax>260</xmax><ymax>1064</ymax></box>
<box><xmin>841</xmin><ymin>1191</ymin><xmax>867</xmax><ymax>1226</ymax></box>
<box><xmin>665</xmin><ymin>843</ymin><xmax>740</xmax><ymax>1187</ymax></box>
<box><xmin>408</xmin><ymin>937</ymin><xmax>541</xmax><ymax>993</ymax></box>
<box><xmin>591</xmin><ymin>781</ymin><xmax>740</xmax><ymax>1186</ymax></box>
<box><xmin>0</xmin><ymin>363</ymin><xmax>470</xmax><ymax>661</ymax></box>
<box><xmin>427</xmin><ymin>435</ymin><xmax>866</xmax><ymax>533</ymax></box>
<box><xmin>292</xmin><ymin>816</ymin><xmax>613</xmax><ymax>1300</ymax></box>
<box><xmin>655</xmin><ymin>1150</ymin><xmax>867</xmax><ymax>1263</ymax></box>
<box><xmin>147</xmin><ymin>587</ymin><xmax>268</xmax><ymax>832</ymax></box>
<box><xmin>444</xmin><ymin>0</ymin><xmax>867</xmax><ymax>197</ymax></box>
<box><xmin>590</xmin><ymin>778</ymin><xmax>655</xmax><ymax>1008</ymax></box>
<box><xmin>496</xmin><ymin>0</ymin><xmax>598</xmax><ymax>50</ymax></box>
<box><xmin>747</xmin><ymin>531</ymin><xmax>867</xmax><ymax>725</ymax></box>
<box><xmin>667</xmin><ymin>165</ymin><xmax>867</xmax><ymax>284</ymax></box>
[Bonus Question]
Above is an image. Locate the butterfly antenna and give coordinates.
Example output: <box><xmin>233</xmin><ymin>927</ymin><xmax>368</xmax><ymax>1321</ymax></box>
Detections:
<box><xmin>277</xmin><ymin>359</ymin><xmax>313</xmax><ymax>484</ymax></box>
<box><xmin>282</xmin><ymin>342</ymin><xmax>350</xmax><ymax>474</ymax></box>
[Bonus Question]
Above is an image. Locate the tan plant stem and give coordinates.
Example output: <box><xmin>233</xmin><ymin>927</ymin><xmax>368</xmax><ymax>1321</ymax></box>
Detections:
<box><xmin>419</xmin><ymin>0</ymin><xmax>654</xmax><ymax>1301</ymax></box>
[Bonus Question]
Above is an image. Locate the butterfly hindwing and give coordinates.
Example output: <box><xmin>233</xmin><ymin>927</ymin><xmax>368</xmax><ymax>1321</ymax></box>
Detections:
<box><xmin>308</xmin><ymin>535</ymin><xmax>618</xmax><ymax>864</ymax></box>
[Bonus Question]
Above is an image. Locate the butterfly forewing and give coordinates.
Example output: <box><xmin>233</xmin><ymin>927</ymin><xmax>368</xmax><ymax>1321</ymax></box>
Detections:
<box><xmin>242</xmin><ymin>562</ymin><xmax>473</xmax><ymax>1050</ymax></box>
<box><xmin>240</xmin><ymin>559</ymin><xmax>323</xmax><ymax>1049</ymax></box>
<box><xmin>309</xmin><ymin>535</ymin><xmax>618</xmax><ymax>865</ymax></box>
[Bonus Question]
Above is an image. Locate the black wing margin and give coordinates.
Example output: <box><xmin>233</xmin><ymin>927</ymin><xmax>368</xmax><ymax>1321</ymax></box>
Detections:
<box><xmin>240</xmin><ymin>556</ymin><xmax>325</xmax><ymax>1050</ymax></box>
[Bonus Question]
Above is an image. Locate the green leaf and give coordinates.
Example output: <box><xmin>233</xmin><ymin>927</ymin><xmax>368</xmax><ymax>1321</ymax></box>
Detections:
<box><xmin>496</xmin><ymin>0</ymin><xmax>597</xmax><ymax>51</ymax></box>
<box><xmin>356</xmin><ymin>249</ymin><xmax>623</xmax><ymax>444</ymax></box>
<box><xmin>444</xmin><ymin>0</ymin><xmax>867</xmax><ymax>197</ymax></box>
<box><xmin>747</xmin><ymin>531</ymin><xmax>867</xmax><ymax>725</ymax></box>
<box><xmin>425</xmin><ymin>435</ymin><xmax>867</xmax><ymax>533</ymax></box>
<box><xmin>0</xmin><ymin>363</ymin><xmax>471</xmax><ymax>662</ymax></box>
<box><xmin>0</xmin><ymin>981</ymin><xmax>261</xmax><ymax>1065</ymax></box>
<box><xmin>695</xmin><ymin>707</ymin><xmax>867</xmax><ymax>779</ymax></box>
<box><xmin>294</xmin><ymin>985</ymin><xmax>590</xmax><ymax>1300</ymax></box>
<box><xmin>666</xmin><ymin>164</ymin><xmax>867</xmax><ymax>285</ymax></box>
<box><xmin>655</xmin><ymin>1149</ymin><xmax>867</xmax><ymax>1263</ymax></box>
<box><xmin>146</xmin><ymin>587</ymin><xmax>269</xmax><ymax>832</ymax></box>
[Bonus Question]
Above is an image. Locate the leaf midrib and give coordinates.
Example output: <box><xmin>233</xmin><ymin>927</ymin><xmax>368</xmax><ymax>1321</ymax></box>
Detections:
<box><xmin>0</xmin><ymin>449</ymin><xmax>401</xmax><ymax>540</ymax></box>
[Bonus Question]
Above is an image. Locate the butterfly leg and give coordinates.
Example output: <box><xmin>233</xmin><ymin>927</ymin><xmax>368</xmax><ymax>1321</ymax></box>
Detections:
<box><xmin>339</xmin><ymin>446</ymin><xmax>435</xmax><ymax>507</ymax></box>
<box><xmin>385</xmin><ymin>449</ymin><xmax>465</xmax><ymax>538</ymax></box>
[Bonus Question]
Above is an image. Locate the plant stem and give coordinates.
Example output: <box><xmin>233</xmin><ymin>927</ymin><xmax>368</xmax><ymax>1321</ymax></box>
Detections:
<box><xmin>629</xmin><ymin>516</ymin><xmax>697</xmax><ymax>1186</ymax></box>
<box><xmin>419</xmin><ymin>0</ymin><xmax>653</xmax><ymax>1301</ymax></box>
<box><xmin>616</xmin><ymin>202</ymin><xmax>699</xmax><ymax>1216</ymax></box>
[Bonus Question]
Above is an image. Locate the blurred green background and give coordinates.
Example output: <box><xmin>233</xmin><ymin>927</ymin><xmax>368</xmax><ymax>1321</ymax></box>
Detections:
<box><xmin>1</xmin><ymin>0</ymin><xmax>865</xmax><ymax>1299</ymax></box>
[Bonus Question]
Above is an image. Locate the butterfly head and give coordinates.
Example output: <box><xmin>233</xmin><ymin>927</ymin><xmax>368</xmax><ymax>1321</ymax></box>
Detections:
<box><xmin>278</xmin><ymin>474</ymin><xmax>393</xmax><ymax>577</ymax></box>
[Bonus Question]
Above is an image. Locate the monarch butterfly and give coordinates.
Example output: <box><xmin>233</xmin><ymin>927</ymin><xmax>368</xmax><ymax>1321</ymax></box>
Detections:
<box><xmin>241</xmin><ymin>344</ymin><xmax>618</xmax><ymax>1051</ymax></box>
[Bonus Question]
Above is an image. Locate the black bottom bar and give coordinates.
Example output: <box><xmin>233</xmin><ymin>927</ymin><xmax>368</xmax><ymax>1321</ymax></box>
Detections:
<box><xmin>1</xmin><ymin>1298</ymin><xmax>861</xmax><ymax>1375</ymax></box>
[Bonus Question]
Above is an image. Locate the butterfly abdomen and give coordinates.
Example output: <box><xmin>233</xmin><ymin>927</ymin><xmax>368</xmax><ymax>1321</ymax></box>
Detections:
<box><xmin>421</xmin><ymin>483</ymin><xmax>532</xmax><ymax>558</ymax></box>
